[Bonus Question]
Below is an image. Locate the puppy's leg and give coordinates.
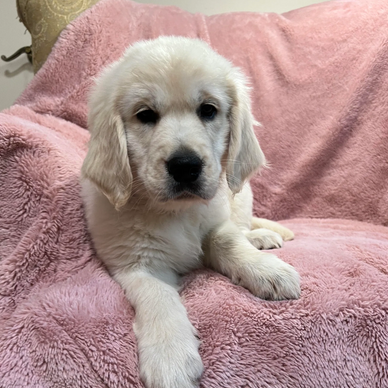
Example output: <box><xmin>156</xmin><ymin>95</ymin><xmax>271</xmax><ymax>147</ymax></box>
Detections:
<box><xmin>231</xmin><ymin>184</ymin><xmax>293</xmax><ymax>249</ymax></box>
<box><xmin>251</xmin><ymin>217</ymin><xmax>295</xmax><ymax>241</ymax></box>
<box><xmin>114</xmin><ymin>268</ymin><xmax>203</xmax><ymax>388</ymax></box>
<box><xmin>204</xmin><ymin>220</ymin><xmax>300</xmax><ymax>300</ymax></box>
<box><xmin>244</xmin><ymin>226</ymin><xmax>284</xmax><ymax>250</ymax></box>
<box><xmin>246</xmin><ymin>217</ymin><xmax>295</xmax><ymax>250</ymax></box>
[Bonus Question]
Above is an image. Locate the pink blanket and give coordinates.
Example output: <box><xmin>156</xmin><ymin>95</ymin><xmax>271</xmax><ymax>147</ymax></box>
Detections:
<box><xmin>1</xmin><ymin>0</ymin><xmax>388</xmax><ymax>386</ymax></box>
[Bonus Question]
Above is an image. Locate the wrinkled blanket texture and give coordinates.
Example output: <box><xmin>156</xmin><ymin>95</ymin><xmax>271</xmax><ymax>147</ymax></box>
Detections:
<box><xmin>1</xmin><ymin>0</ymin><xmax>388</xmax><ymax>387</ymax></box>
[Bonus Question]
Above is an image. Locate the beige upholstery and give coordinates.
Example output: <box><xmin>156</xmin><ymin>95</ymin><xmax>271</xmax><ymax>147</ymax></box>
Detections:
<box><xmin>17</xmin><ymin>0</ymin><xmax>99</xmax><ymax>73</ymax></box>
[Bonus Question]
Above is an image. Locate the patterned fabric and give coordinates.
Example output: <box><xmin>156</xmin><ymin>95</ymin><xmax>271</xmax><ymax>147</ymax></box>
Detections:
<box><xmin>17</xmin><ymin>0</ymin><xmax>99</xmax><ymax>72</ymax></box>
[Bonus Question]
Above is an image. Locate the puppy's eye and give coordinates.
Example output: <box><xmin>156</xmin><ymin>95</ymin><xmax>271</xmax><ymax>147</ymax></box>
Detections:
<box><xmin>198</xmin><ymin>104</ymin><xmax>217</xmax><ymax>121</ymax></box>
<box><xmin>136</xmin><ymin>109</ymin><xmax>159</xmax><ymax>124</ymax></box>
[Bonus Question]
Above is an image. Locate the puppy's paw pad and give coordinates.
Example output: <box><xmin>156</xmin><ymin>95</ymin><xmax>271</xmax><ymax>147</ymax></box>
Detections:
<box><xmin>245</xmin><ymin>228</ymin><xmax>283</xmax><ymax>250</ymax></box>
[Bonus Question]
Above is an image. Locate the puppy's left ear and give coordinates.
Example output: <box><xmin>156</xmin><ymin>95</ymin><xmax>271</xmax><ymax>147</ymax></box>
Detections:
<box><xmin>226</xmin><ymin>70</ymin><xmax>266</xmax><ymax>193</ymax></box>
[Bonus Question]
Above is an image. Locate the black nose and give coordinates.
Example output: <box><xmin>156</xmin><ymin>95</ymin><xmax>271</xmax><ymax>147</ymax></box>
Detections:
<box><xmin>166</xmin><ymin>152</ymin><xmax>203</xmax><ymax>183</ymax></box>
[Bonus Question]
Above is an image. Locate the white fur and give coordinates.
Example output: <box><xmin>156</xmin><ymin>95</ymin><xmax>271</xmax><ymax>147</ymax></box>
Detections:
<box><xmin>81</xmin><ymin>36</ymin><xmax>300</xmax><ymax>388</ymax></box>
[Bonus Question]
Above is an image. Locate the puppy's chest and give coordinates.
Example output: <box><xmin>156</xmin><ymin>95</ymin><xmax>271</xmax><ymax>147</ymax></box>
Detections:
<box><xmin>132</xmin><ymin>206</ymin><xmax>221</xmax><ymax>273</ymax></box>
<box><xmin>161</xmin><ymin>219</ymin><xmax>203</xmax><ymax>271</ymax></box>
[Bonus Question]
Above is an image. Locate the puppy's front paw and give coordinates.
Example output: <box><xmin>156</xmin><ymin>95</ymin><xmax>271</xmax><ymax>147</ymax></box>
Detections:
<box><xmin>235</xmin><ymin>253</ymin><xmax>300</xmax><ymax>300</ymax></box>
<box><xmin>137</xmin><ymin>324</ymin><xmax>203</xmax><ymax>388</ymax></box>
<box><xmin>244</xmin><ymin>228</ymin><xmax>283</xmax><ymax>250</ymax></box>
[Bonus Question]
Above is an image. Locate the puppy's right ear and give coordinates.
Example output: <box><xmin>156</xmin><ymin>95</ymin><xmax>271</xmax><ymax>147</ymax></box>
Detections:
<box><xmin>82</xmin><ymin>88</ymin><xmax>132</xmax><ymax>210</ymax></box>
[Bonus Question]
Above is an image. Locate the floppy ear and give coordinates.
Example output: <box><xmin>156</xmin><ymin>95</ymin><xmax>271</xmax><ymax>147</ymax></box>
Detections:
<box><xmin>82</xmin><ymin>88</ymin><xmax>132</xmax><ymax>210</ymax></box>
<box><xmin>226</xmin><ymin>71</ymin><xmax>266</xmax><ymax>193</ymax></box>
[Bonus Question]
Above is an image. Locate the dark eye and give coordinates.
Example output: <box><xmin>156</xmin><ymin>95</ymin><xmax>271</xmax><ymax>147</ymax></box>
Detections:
<box><xmin>136</xmin><ymin>109</ymin><xmax>159</xmax><ymax>124</ymax></box>
<box><xmin>198</xmin><ymin>104</ymin><xmax>217</xmax><ymax>121</ymax></box>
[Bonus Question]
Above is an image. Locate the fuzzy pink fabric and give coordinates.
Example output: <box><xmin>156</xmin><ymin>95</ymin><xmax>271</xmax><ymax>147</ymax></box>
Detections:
<box><xmin>1</xmin><ymin>0</ymin><xmax>388</xmax><ymax>387</ymax></box>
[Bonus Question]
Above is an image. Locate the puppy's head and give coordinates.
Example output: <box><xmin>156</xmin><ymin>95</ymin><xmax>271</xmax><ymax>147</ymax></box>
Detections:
<box><xmin>82</xmin><ymin>36</ymin><xmax>265</xmax><ymax>210</ymax></box>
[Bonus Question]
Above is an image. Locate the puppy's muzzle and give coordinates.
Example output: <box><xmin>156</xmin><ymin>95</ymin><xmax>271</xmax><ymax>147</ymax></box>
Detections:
<box><xmin>166</xmin><ymin>151</ymin><xmax>203</xmax><ymax>184</ymax></box>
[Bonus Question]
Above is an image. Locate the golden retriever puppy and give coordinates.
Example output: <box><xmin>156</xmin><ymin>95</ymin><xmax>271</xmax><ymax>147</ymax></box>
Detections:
<box><xmin>81</xmin><ymin>36</ymin><xmax>300</xmax><ymax>388</ymax></box>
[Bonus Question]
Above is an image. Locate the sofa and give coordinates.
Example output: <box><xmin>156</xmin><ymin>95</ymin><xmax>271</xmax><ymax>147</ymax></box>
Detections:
<box><xmin>1</xmin><ymin>0</ymin><xmax>388</xmax><ymax>387</ymax></box>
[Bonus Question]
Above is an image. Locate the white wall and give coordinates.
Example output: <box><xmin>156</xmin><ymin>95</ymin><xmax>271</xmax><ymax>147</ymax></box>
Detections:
<box><xmin>133</xmin><ymin>0</ymin><xmax>328</xmax><ymax>15</ymax></box>
<box><xmin>0</xmin><ymin>2</ymin><xmax>34</xmax><ymax>111</ymax></box>
<box><xmin>0</xmin><ymin>0</ymin><xmax>328</xmax><ymax>111</ymax></box>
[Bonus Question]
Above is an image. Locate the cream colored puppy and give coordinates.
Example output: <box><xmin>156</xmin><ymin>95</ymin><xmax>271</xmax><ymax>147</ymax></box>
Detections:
<box><xmin>81</xmin><ymin>36</ymin><xmax>300</xmax><ymax>388</ymax></box>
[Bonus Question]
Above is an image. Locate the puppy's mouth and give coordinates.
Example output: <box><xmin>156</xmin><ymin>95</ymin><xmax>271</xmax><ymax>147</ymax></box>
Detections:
<box><xmin>150</xmin><ymin>178</ymin><xmax>218</xmax><ymax>205</ymax></box>
<box><xmin>175</xmin><ymin>192</ymin><xmax>197</xmax><ymax>201</ymax></box>
<box><xmin>167</xmin><ymin>182</ymin><xmax>207</xmax><ymax>201</ymax></box>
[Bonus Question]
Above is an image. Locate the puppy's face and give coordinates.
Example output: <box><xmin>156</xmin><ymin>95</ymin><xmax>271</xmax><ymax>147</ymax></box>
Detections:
<box><xmin>82</xmin><ymin>37</ymin><xmax>265</xmax><ymax>210</ymax></box>
<box><xmin>117</xmin><ymin>56</ymin><xmax>232</xmax><ymax>204</ymax></box>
